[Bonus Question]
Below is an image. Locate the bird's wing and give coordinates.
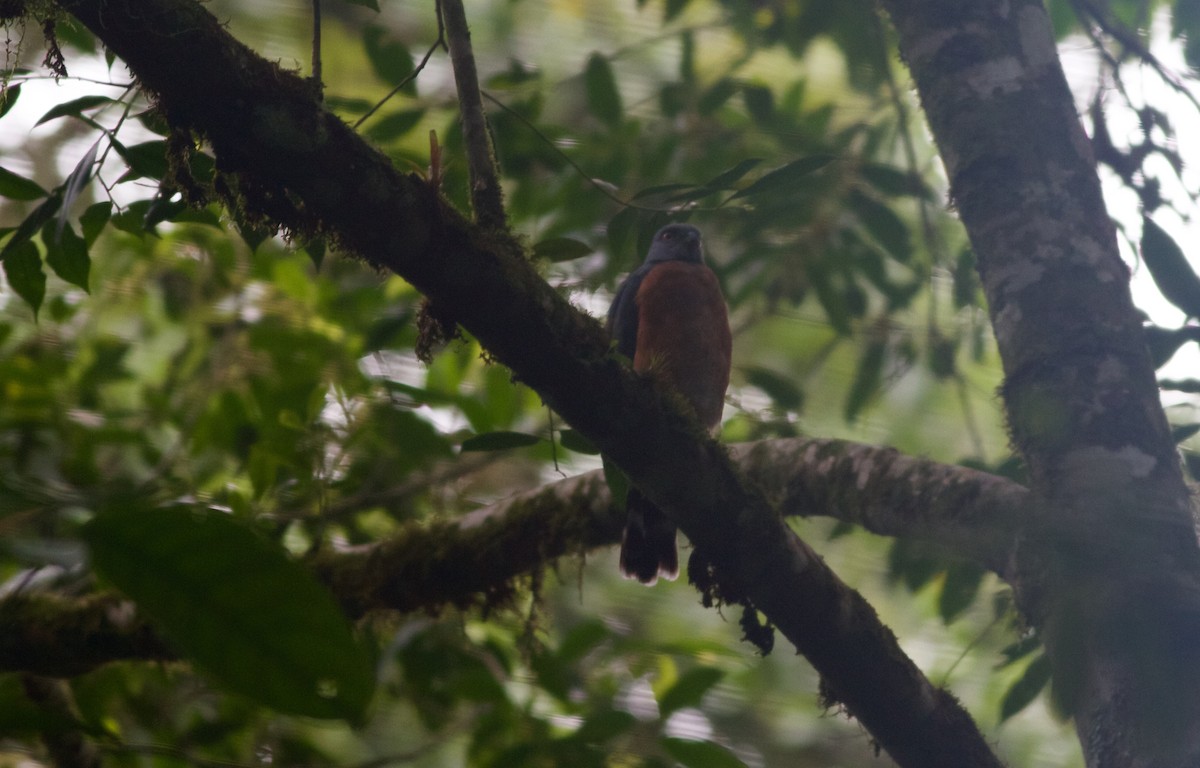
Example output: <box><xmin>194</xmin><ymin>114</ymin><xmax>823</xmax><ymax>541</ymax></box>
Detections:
<box><xmin>606</xmin><ymin>265</ymin><xmax>650</xmax><ymax>359</ymax></box>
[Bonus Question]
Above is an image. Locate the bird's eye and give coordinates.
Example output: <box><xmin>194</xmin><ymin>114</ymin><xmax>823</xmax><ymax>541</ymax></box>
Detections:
<box><xmin>660</xmin><ymin>231</ymin><xmax>673</xmax><ymax>240</ymax></box>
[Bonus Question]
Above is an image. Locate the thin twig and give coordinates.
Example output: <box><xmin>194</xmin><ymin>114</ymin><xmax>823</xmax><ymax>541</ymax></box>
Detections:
<box><xmin>480</xmin><ymin>91</ymin><xmax>668</xmax><ymax>213</ymax></box>
<box><xmin>353</xmin><ymin>7</ymin><xmax>446</xmax><ymax>130</ymax></box>
<box><xmin>440</xmin><ymin>0</ymin><xmax>506</xmax><ymax>229</ymax></box>
<box><xmin>1071</xmin><ymin>0</ymin><xmax>1200</xmax><ymax>113</ymax></box>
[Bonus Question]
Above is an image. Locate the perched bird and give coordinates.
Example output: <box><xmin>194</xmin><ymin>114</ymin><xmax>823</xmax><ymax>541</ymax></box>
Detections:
<box><xmin>606</xmin><ymin>223</ymin><xmax>732</xmax><ymax>584</ymax></box>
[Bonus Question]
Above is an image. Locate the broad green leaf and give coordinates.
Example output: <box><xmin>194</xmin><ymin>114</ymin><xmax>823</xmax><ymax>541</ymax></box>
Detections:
<box><xmin>728</xmin><ymin>155</ymin><xmax>833</xmax><ymax>201</ymax></box>
<box><xmin>850</xmin><ymin>189</ymin><xmax>912</xmax><ymax>263</ymax></box>
<box><xmin>559</xmin><ymin>428</ymin><xmax>600</xmax><ymax>455</ymax></box>
<box><xmin>664</xmin><ymin>0</ymin><xmax>691</xmax><ymax>21</ymax></box>
<box><xmin>1161</xmin><ymin>379</ymin><xmax>1200</xmax><ymax>394</ymax></box>
<box><xmin>938</xmin><ymin>562</ymin><xmax>984</xmax><ymax>623</ymax></box>
<box><xmin>58</xmin><ymin>140</ymin><xmax>101</xmax><ymax>238</ymax></box>
<box><xmin>997</xmin><ymin>634</ymin><xmax>1042</xmax><ymax>668</ymax></box>
<box><xmin>602</xmin><ymin>456</ymin><xmax>630</xmax><ymax>509</ymax></box>
<box><xmin>999</xmin><ymin>654</ymin><xmax>1052</xmax><ymax>723</ymax></box>
<box><xmin>1172</xmin><ymin>423</ymin><xmax>1200</xmax><ymax>443</ymax></box>
<box><xmin>698</xmin><ymin>77</ymin><xmax>737</xmax><ymax>115</ymax></box>
<box><xmin>0</xmin><ymin>166</ymin><xmax>47</xmax><ymax>200</ymax></box>
<box><xmin>861</xmin><ymin>162</ymin><xmax>932</xmax><ymax>199</ymax></box>
<box><xmin>584</xmin><ymin>52</ymin><xmax>622</xmax><ymax>128</ymax></box>
<box><xmin>345</xmin><ymin>0</ymin><xmax>380</xmax><ymax>11</ymax></box>
<box><xmin>364</xmin><ymin>109</ymin><xmax>425</xmax><ymax>142</ymax></box>
<box><xmin>363</xmin><ymin>26</ymin><xmax>414</xmax><ymax>89</ymax></box>
<box><xmin>658</xmin><ymin>666</ymin><xmax>724</xmax><ymax>717</ymax></box>
<box><xmin>83</xmin><ymin>505</ymin><xmax>375</xmax><ymax>721</ymax></box>
<box><xmin>114</xmin><ymin>140</ymin><xmax>169</xmax><ymax>181</ymax></box>
<box><xmin>633</xmin><ymin>183</ymin><xmax>696</xmax><ymax>201</ymax></box>
<box><xmin>34</xmin><ymin>95</ymin><xmax>115</xmax><ymax>125</ymax></box>
<box><xmin>1</xmin><ymin>190</ymin><xmax>62</xmax><ymax>261</ymax></box>
<box><xmin>573</xmin><ymin>709</ymin><xmax>636</xmax><ymax>743</ymax></box>
<box><xmin>809</xmin><ymin>267</ymin><xmax>851</xmax><ymax>335</ymax></box>
<box><xmin>41</xmin><ymin>221</ymin><xmax>90</xmax><ymax>291</ymax></box>
<box><xmin>661</xmin><ymin>737</ymin><xmax>747</xmax><ymax>768</ymax></box>
<box><xmin>1141</xmin><ymin>217</ymin><xmax>1200</xmax><ymax>317</ymax></box>
<box><xmin>460</xmin><ymin>431</ymin><xmax>541</xmax><ymax>452</ymax></box>
<box><xmin>953</xmin><ymin>247</ymin><xmax>980</xmax><ymax>308</ymax></box>
<box><xmin>0</xmin><ymin>675</ymin><xmax>104</xmax><ymax>738</ymax></box>
<box><xmin>702</xmin><ymin>158</ymin><xmax>763</xmax><ymax>190</ymax></box>
<box><xmin>743</xmin><ymin>366</ymin><xmax>804</xmax><ymax>410</ymax></box>
<box><xmin>557</xmin><ymin>618</ymin><xmax>610</xmax><ymax>662</ymax></box>
<box><xmin>3</xmin><ymin>240</ymin><xmax>46</xmax><ymax>318</ymax></box>
<box><xmin>844</xmin><ymin>336</ymin><xmax>886</xmax><ymax>423</ymax></box>
<box><xmin>79</xmin><ymin>201</ymin><xmax>112</xmax><ymax>245</ymax></box>
<box><xmin>741</xmin><ymin>83</ymin><xmax>773</xmax><ymax>121</ymax></box>
<box><xmin>0</xmin><ymin>83</ymin><xmax>20</xmax><ymax>119</ymax></box>
<box><xmin>533</xmin><ymin>237</ymin><xmax>593</xmax><ymax>262</ymax></box>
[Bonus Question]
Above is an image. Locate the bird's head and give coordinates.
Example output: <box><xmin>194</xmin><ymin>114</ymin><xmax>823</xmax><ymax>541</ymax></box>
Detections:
<box><xmin>645</xmin><ymin>224</ymin><xmax>703</xmax><ymax>265</ymax></box>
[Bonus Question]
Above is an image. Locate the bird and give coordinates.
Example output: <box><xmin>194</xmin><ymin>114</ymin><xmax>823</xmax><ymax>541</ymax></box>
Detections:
<box><xmin>606</xmin><ymin>223</ymin><xmax>732</xmax><ymax>584</ymax></box>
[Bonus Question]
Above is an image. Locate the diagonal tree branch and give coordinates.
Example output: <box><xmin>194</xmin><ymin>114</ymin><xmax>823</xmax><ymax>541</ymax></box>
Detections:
<box><xmin>48</xmin><ymin>1</ymin><xmax>1002</xmax><ymax>764</ymax></box>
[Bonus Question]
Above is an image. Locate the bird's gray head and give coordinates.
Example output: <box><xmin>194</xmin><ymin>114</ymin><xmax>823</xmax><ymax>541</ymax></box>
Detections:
<box><xmin>644</xmin><ymin>224</ymin><xmax>703</xmax><ymax>265</ymax></box>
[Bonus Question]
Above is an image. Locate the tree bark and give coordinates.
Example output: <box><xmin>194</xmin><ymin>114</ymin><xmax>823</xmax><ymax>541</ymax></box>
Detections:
<box><xmin>880</xmin><ymin>0</ymin><xmax>1200</xmax><ymax>765</ymax></box>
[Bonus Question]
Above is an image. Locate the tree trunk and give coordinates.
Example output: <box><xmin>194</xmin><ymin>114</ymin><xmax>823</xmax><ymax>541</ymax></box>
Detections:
<box><xmin>881</xmin><ymin>0</ymin><xmax>1200</xmax><ymax>765</ymax></box>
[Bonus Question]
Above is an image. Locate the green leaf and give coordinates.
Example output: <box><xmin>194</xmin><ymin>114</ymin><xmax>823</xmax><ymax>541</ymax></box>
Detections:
<box><xmin>661</xmin><ymin>737</ymin><xmax>747</xmax><ymax>768</ymax></box>
<box><xmin>0</xmin><ymin>166</ymin><xmax>47</xmax><ymax>200</ymax></box>
<box><xmin>728</xmin><ymin>155</ymin><xmax>833</xmax><ymax>201</ymax></box>
<box><xmin>0</xmin><ymin>83</ymin><xmax>21</xmax><ymax>119</ymax></box>
<box><xmin>60</xmin><ymin>141</ymin><xmax>100</xmax><ymax>232</ymax></box>
<box><xmin>844</xmin><ymin>337</ymin><xmax>885</xmax><ymax>422</ymax></box>
<box><xmin>460</xmin><ymin>431</ymin><xmax>541</xmax><ymax>452</ymax></box>
<box><xmin>345</xmin><ymin>0</ymin><xmax>380</xmax><ymax>11</ymax></box>
<box><xmin>364</xmin><ymin>109</ymin><xmax>425</xmax><ymax>142</ymax></box>
<box><xmin>997</xmin><ymin>634</ymin><xmax>1042</xmax><ymax>668</ymax></box>
<box><xmin>41</xmin><ymin>221</ymin><xmax>91</xmax><ymax>291</ymax></box>
<box><xmin>658</xmin><ymin>666</ymin><xmax>724</xmax><ymax>717</ymax></box>
<box><xmin>1</xmin><ymin>190</ymin><xmax>62</xmax><ymax>261</ymax></box>
<box><xmin>698</xmin><ymin>77</ymin><xmax>737</xmax><ymax>115</ymax></box>
<box><xmin>363</xmin><ymin>26</ymin><xmax>414</xmax><ymax>89</ymax></box>
<box><xmin>1172</xmin><ymin>423</ymin><xmax>1200</xmax><ymax>443</ymax></box>
<box><xmin>557</xmin><ymin>618</ymin><xmax>610</xmax><ymax>662</ymax></box>
<box><xmin>584</xmin><ymin>52</ymin><xmax>622</xmax><ymax>128</ymax></box>
<box><xmin>0</xmin><ymin>675</ymin><xmax>103</xmax><ymax>738</ymax></box>
<box><xmin>573</xmin><ymin>709</ymin><xmax>636</xmax><ymax>743</ymax></box>
<box><xmin>953</xmin><ymin>247</ymin><xmax>980</xmax><ymax>308</ymax></box>
<box><xmin>559</xmin><ymin>428</ymin><xmax>600</xmax><ymax>455</ymax></box>
<box><xmin>664</xmin><ymin>0</ymin><xmax>691</xmax><ymax>21</ymax></box>
<box><xmin>113</xmin><ymin>140</ymin><xmax>169</xmax><ymax>182</ymax></box>
<box><xmin>1141</xmin><ymin>217</ymin><xmax>1200</xmax><ymax>317</ymax></box>
<box><xmin>533</xmin><ymin>237</ymin><xmax>593</xmax><ymax>262</ymax></box>
<box><xmin>861</xmin><ymin>162</ymin><xmax>932</xmax><ymax>199</ymax></box>
<box><xmin>741</xmin><ymin>83</ymin><xmax>773</xmax><ymax>121</ymax></box>
<box><xmin>999</xmin><ymin>654</ymin><xmax>1052</xmax><ymax>723</ymax></box>
<box><xmin>743</xmin><ymin>366</ymin><xmax>804</xmax><ymax>410</ymax></box>
<box><xmin>83</xmin><ymin>505</ymin><xmax>376</xmax><ymax>721</ymax></box>
<box><xmin>938</xmin><ymin>562</ymin><xmax>984</xmax><ymax>623</ymax></box>
<box><xmin>34</xmin><ymin>95</ymin><xmax>115</xmax><ymax>126</ymax></box>
<box><xmin>602</xmin><ymin>456</ymin><xmax>630</xmax><ymax>509</ymax></box>
<box><xmin>850</xmin><ymin>189</ymin><xmax>912</xmax><ymax>263</ymax></box>
<box><xmin>79</xmin><ymin>201</ymin><xmax>112</xmax><ymax>245</ymax></box>
<box><xmin>3</xmin><ymin>240</ymin><xmax>46</xmax><ymax>318</ymax></box>
<box><xmin>702</xmin><ymin>158</ymin><xmax>763</xmax><ymax>190</ymax></box>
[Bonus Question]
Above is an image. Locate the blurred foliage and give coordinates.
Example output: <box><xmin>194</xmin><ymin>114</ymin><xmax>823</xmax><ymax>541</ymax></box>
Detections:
<box><xmin>2</xmin><ymin>0</ymin><xmax>1200</xmax><ymax>765</ymax></box>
